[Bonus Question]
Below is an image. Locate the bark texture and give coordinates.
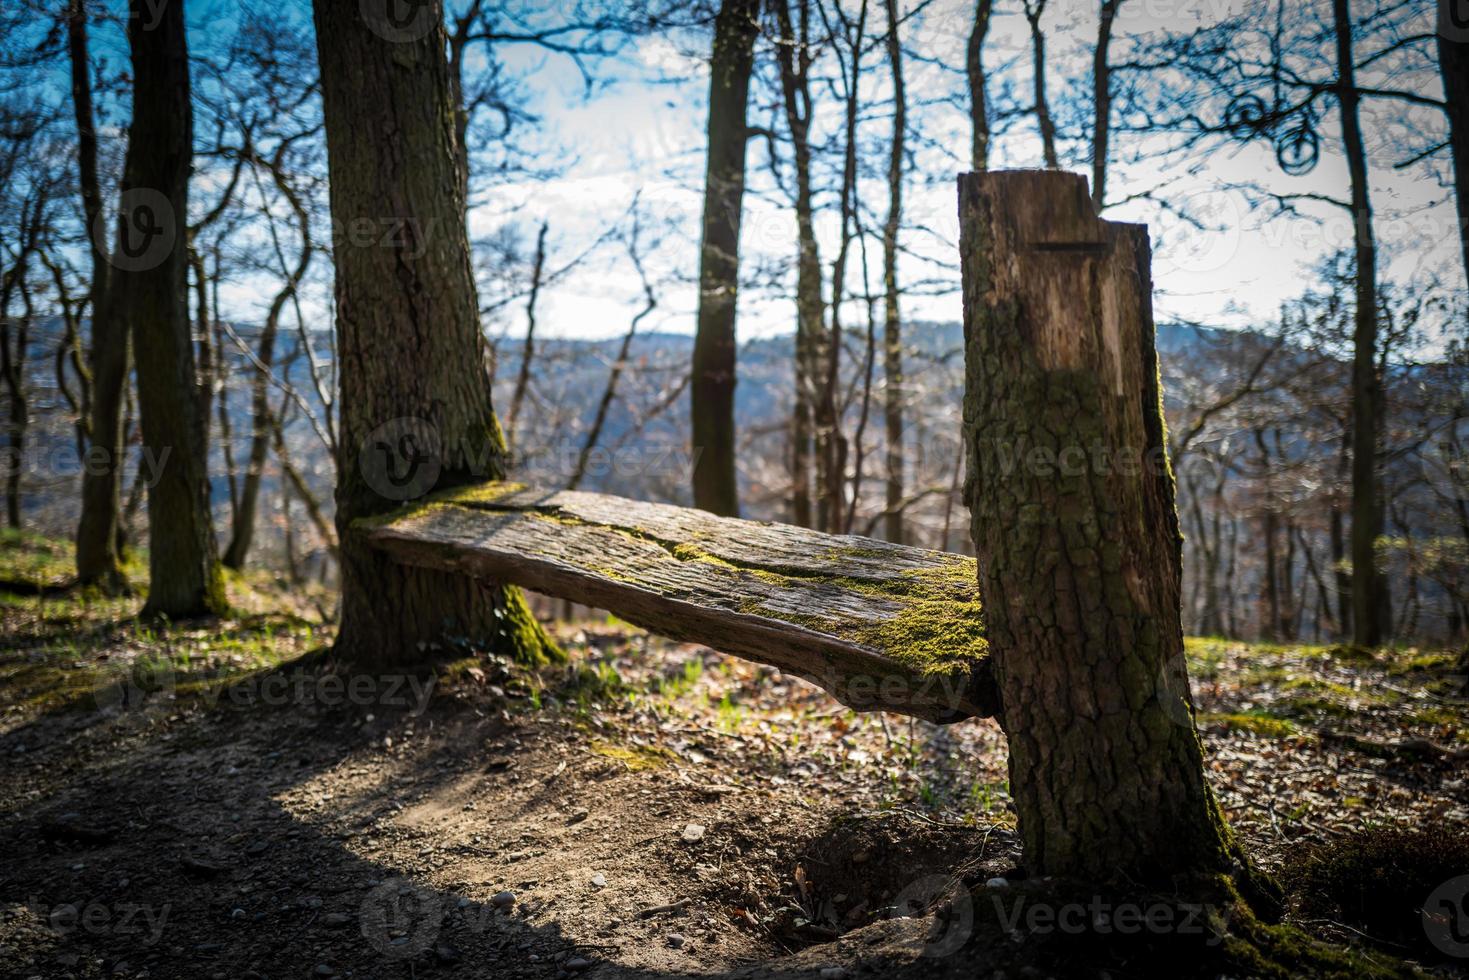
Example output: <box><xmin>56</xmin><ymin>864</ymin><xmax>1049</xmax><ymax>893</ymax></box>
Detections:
<box><xmin>126</xmin><ymin>0</ymin><xmax>226</xmax><ymax>619</ymax></box>
<box><xmin>314</xmin><ymin>0</ymin><xmax>555</xmax><ymax>668</ymax></box>
<box><xmin>959</xmin><ymin>170</ymin><xmax>1237</xmax><ymax>881</ymax></box>
<box><xmin>361</xmin><ymin>482</ymin><xmax>994</xmax><ymax>722</ymax></box>
<box><xmin>691</xmin><ymin>0</ymin><xmax>758</xmax><ymax>518</ymax></box>
<box><xmin>70</xmin><ymin>1</ymin><xmax>128</xmax><ymax>590</ymax></box>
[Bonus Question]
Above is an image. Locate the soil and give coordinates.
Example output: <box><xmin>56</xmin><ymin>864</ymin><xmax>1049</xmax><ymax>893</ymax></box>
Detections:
<box><xmin>1</xmin><ymin>579</ymin><xmax>1466</xmax><ymax>979</ymax></box>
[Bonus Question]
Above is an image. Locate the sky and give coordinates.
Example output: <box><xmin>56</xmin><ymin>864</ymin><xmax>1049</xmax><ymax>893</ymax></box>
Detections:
<box><xmin>22</xmin><ymin>0</ymin><xmax>1460</xmax><ymax>349</ymax></box>
<box><xmin>460</xmin><ymin>0</ymin><xmax>1462</xmax><ymax>347</ymax></box>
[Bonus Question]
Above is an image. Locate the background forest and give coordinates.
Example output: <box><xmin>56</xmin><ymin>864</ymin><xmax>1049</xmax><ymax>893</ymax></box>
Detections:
<box><xmin>3</xmin><ymin>0</ymin><xmax>1467</xmax><ymax>647</ymax></box>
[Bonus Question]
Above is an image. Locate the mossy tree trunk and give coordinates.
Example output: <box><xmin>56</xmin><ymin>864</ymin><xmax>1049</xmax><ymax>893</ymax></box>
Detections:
<box><xmin>70</xmin><ymin>0</ymin><xmax>129</xmax><ymax>592</ymax></box>
<box><xmin>959</xmin><ymin>170</ymin><xmax>1241</xmax><ymax>882</ymax></box>
<box><xmin>126</xmin><ymin>0</ymin><xmax>226</xmax><ymax>619</ymax></box>
<box><xmin>313</xmin><ymin>0</ymin><xmax>556</xmax><ymax>669</ymax></box>
<box><xmin>690</xmin><ymin>0</ymin><xmax>758</xmax><ymax>518</ymax></box>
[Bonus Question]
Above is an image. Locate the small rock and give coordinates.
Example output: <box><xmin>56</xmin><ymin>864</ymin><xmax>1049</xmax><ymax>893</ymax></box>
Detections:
<box><xmin>323</xmin><ymin>912</ymin><xmax>352</xmax><ymax>927</ymax></box>
<box><xmin>681</xmin><ymin>824</ymin><xmax>705</xmax><ymax>843</ymax></box>
<box><xmin>312</xmin><ymin>965</ymin><xmax>336</xmax><ymax>977</ymax></box>
<box><xmin>667</xmin><ymin>933</ymin><xmax>687</xmax><ymax>949</ymax></box>
<box><xmin>491</xmin><ymin>890</ymin><xmax>516</xmax><ymax>909</ymax></box>
<box><xmin>820</xmin><ymin>968</ymin><xmax>847</xmax><ymax>980</ymax></box>
<box><xmin>985</xmin><ymin>877</ymin><xmax>1009</xmax><ymax>888</ymax></box>
<box><xmin>434</xmin><ymin>942</ymin><xmax>462</xmax><ymax>963</ymax></box>
<box><xmin>568</xmin><ymin>808</ymin><xmax>590</xmax><ymax>824</ymax></box>
<box><xmin>565</xmin><ymin>957</ymin><xmax>592</xmax><ymax>971</ymax></box>
<box><xmin>591</xmin><ymin>874</ymin><xmax>607</xmax><ymax>889</ymax></box>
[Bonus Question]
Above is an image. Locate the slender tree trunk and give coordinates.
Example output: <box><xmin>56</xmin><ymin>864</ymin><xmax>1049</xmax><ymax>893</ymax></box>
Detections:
<box><xmin>966</xmin><ymin>0</ymin><xmax>993</xmax><ymax>171</ymax></box>
<box><xmin>691</xmin><ymin>0</ymin><xmax>758</xmax><ymax>517</ymax></box>
<box><xmin>1091</xmin><ymin>0</ymin><xmax>1121</xmax><ymax>211</ymax></box>
<box><xmin>572</xmin><ymin>253</ymin><xmax>656</xmax><ymax>491</ymax></box>
<box><xmin>313</xmin><ymin>0</ymin><xmax>556</xmax><ymax>668</ymax></box>
<box><xmin>1333</xmin><ymin>0</ymin><xmax>1383</xmax><ymax>648</ymax></box>
<box><xmin>507</xmin><ymin>221</ymin><xmax>547</xmax><ymax>450</ymax></box>
<box><xmin>818</xmin><ymin>1</ymin><xmax>867</xmax><ymax>534</ymax></box>
<box><xmin>882</xmin><ymin>0</ymin><xmax>905</xmax><ymax>544</ymax></box>
<box><xmin>1438</xmin><ymin>30</ymin><xmax>1469</xmax><ymax>289</ymax></box>
<box><xmin>1</xmin><ymin>266</ymin><xmax>33</xmax><ymax>529</ymax></box>
<box><xmin>125</xmin><ymin>0</ymin><xmax>225</xmax><ymax>618</ymax></box>
<box><xmin>775</xmin><ymin>0</ymin><xmax>821</xmax><ymax>529</ymax></box>
<box><xmin>1023</xmin><ymin>0</ymin><xmax>1059</xmax><ymax>169</ymax></box>
<box><xmin>1255</xmin><ymin>429</ymin><xmax>1280</xmax><ymax>641</ymax></box>
<box><xmin>223</xmin><ymin>171</ymin><xmax>313</xmax><ymax>569</ymax></box>
<box><xmin>960</xmin><ymin>170</ymin><xmax>1242</xmax><ymax>881</ymax></box>
<box><xmin>70</xmin><ymin>0</ymin><xmax>128</xmax><ymax>591</ymax></box>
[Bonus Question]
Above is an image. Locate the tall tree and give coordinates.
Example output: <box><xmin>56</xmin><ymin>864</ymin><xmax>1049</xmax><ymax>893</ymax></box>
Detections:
<box><xmin>774</xmin><ymin>0</ymin><xmax>821</xmax><ymax>529</ymax></box>
<box><xmin>70</xmin><ymin>0</ymin><xmax>129</xmax><ymax>591</ymax></box>
<box><xmin>313</xmin><ymin>0</ymin><xmax>556</xmax><ymax>667</ymax></box>
<box><xmin>966</xmin><ymin>0</ymin><xmax>992</xmax><ymax>171</ymax></box>
<box><xmin>881</xmin><ymin>0</ymin><xmax>905</xmax><ymax>543</ymax></box>
<box><xmin>691</xmin><ymin>0</ymin><xmax>758</xmax><ymax>517</ymax></box>
<box><xmin>1438</xmin><ymin>29</ymin><xmax>1469</xmax><ymax>288</ymax></box>
<box><xmin>1091</xmin><ymin>0</ymin><xmax>1122</xmax><ymax>211</ymax></box>
<box><xmin>125</xmin><ymin>0</ymin><xmax>226</xmax><ymax>618</ymax></box>
<box><xmin>1333</xmin><ymin>0</ymin><xmax>1385</xmax><ymax>647</ymax></box>
<box><xmin>1022</xmin><ymin>0</ymin><xmax>1059</xmax><ymax>168</ymax></box>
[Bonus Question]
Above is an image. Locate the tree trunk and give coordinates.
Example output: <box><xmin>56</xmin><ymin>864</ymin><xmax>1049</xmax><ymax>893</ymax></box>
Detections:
<box><xmin>691</xmin><ymin>0</ymin><xmax>758</xmax><ymax>517</ymax></box>
<box><xmin>69</xmin><ymin>0</ymin><xmax>128</xmax><ymax>591</ymax></box>
<box><xmin>313</xmin><ymin>0</ymin><xmax>556</xmax><ymax>669</ymax></box>
<box><xmin>775</xmin><ymin>0</ymin><xmax>821</xmax><ymax>530</ymax></box>
<box><xmin>882</xmin><ymin>0</ymin><xmax>905</xmax><ymax>544</ymax></box>
<box><xmin>506</xmin><ymin>220</ymin><xmax>546</xmax><ymax>449</ymax></box>
<box><xmin>1333</xmin><ymin>0</ymin><xmax>1383</xmax><ymax>648</ymax></box>
<box><xmin>966</xmin><ymin>0</ymin><xmax>992</xmax><ymax>171</ymax></box>
<box><xmin>1091</xmin><ymin>0</ymin><xmax>1121</xmax><ymax>211</ymax></box>
<box><xmin>223</xmin><ymin>170</ymin><xmax>313</xmax><ymax>569</ymax></box>
<box><xmin>1438</xmin><ymin>30</ymin><xmax>1469</xmax><ymax>290</ymax></box>
<box><xmin>1023</xmin><ymin>0</ymin><xmax>1059</xmax><ymax>169</ymax></box>
<box><xmin>125</xmin><ymin>0</ymin><xmax>225</xmax><ymax>619</ymax></box>
<box><xmin>959</xmin><ymin>170</ymin><xmax>1241</xmax><ymax>882</ymax></box>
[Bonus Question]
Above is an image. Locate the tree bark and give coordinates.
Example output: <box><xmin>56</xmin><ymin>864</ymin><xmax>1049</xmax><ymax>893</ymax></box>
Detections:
<box><xmin>882</xmin><ymin>0</ymin><xmax>905</xmax><ymax>544</ymax></box>
<box><xmin>959</xmin><ymin>170</ymin><xmax>1240</xmax><ymax>881</ymax></box>
<box><xmin>69</xmin><ymin>0</ymin><xmax>128</xmax><ymax>591</ymax></box>
<box><xmin>124</xmin><ymin>0</ymin><xmax>226</xmax><ymax>619</ymax></box>
<box><xmin>966</xmin><ymin>0</ymin><xmax>992</xmax><ymax>171</ymax></box>
<box><xmin>1333</xmin><ymin>0</ymin><xmax>1384</xmax><ymax>648</ymax></box>
<box><xmin>1438</xmin><ymin>31</ymin><xmax>1469</xmax><ymax>290</ymax></box>
<box><xmin>313</xmin><ymin>0</ymin><xmax>556</xmax><ymax>668</ymax></box>
<box><xmin>691</xmin><ymin>0</ymin><xmax>758</xmax><ymax>517</ymax></box>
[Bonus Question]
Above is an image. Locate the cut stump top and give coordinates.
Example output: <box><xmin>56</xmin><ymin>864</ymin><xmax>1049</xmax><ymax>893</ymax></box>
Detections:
<box><xmin>356</xmin><ymin>482</ymin><xmax>994</xmax><ymax>723</ymax></box>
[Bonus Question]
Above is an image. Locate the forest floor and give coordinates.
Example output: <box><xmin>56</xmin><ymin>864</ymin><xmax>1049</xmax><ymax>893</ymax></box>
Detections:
<box><xmin>1</xmin><ymin>528</ymin><xmax>1467</xmax><ymax>979</ymax></box>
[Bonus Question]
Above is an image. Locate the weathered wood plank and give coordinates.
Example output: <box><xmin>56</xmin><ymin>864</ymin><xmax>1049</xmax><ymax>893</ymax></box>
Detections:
<box><xmin>356</xmin><ymin>483</ymin><xmax>994</xmax><ymax>723</ymax></box>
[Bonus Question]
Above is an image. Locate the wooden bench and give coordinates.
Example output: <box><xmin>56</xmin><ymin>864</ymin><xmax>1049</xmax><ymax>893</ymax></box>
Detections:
<box><xmin>357</xmin><ymin>482</ymin><xmax>994</xmax><ymax>723</ymax></box>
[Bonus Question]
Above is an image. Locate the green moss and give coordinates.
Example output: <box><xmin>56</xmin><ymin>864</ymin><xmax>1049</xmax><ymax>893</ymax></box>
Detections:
<box><xmin>491</xmin><ymin>585</ymin><xmax>563</xmax><ymax>666</ymax></box>
<box><xmin>589</xmin><ymin>738</ymin><xmax>677</xmax><ymax>771</ymax></box>
<box><xmin>1200</xmin><ymin>711</ymin><xmax>1297</xmax><ymax>739</ymax></box>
